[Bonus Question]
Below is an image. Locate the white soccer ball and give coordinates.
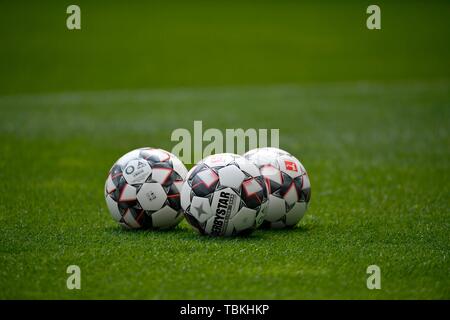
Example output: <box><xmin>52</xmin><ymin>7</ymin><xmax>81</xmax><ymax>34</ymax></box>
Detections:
<box><xmin>244</xmin><ymin>147</ymin><xmax>311</xmax><ymax>229</ymax></box>
<box><xmin>180</xmin><ymin>153</ymin><xmax>268</xmax><ymax>236</ymax></box>
<box><xmin>104</xmin><ymin>147</ymin><xmax>188</xmax><ymax>229</ymax></box>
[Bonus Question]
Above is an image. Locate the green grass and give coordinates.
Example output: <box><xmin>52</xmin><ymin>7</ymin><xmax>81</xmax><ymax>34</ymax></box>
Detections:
<box><xmin>0</xmin><ymin>0</ymin><xmax>449</xmax><ymax>299</ymax></box>
<box><xmin>0</xmin><ymin>82</ymin><xmax>449</xmax><ymax>299</ymax></box>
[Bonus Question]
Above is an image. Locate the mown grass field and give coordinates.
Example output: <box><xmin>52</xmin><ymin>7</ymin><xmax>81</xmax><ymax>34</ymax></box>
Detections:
<box><xmin>0</xmin><ymin>1</ymin><xmax>449</xmax><ymax>299</ymax></box>
<box><xmin>0</xmin><ymin>82</ymin><xmax>449</xmax><ymax>299</ymax></box>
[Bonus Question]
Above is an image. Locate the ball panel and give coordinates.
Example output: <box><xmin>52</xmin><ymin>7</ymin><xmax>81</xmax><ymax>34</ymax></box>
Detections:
<box><xmin>186</xmin><ymin>164</ymin><xmax>205</xmax><ymax>182</ymax></box>
<box><xmin>151</xmin><ymin>205</ymin><xmax>180</xmax><ymax>229</ymax></box>
<box><xmin>166</xmin><ymin>184</ymin><xmax>181</xmax><ymax>211</ymax></box>
<box><xmin>172</xmin><ymin>180</ymin><xmax>184</xmax><ymax>194</ymax></box>
<box><xmin>301</xmin><ymin>188</ymin><xmax>311</xmax><ymax>203</ymax></box>
<box><xmin>224</xmin><ymin>220</ymin><xmax>235</xmax><ymax>236</ymax></box>
<box><xmin>191</xmin><ymin>168</ymin><xmax>219</xmax><ymax>197</ymax></box>
<box><xmin>302</xmin><ymin>174</ymin><xmax>311</xmax><ymax>189</ymax></box>
<box><xmin>122</xmin><ymin>208</ymin><xmax>141</xmax><ymax>229</ymax></box>
<box><xmin>202</xmin><ymin>153</ymin><xmax>236</xmax><ymax>167</ymax></box>
<box><xmin>277</xmin><ymin>155</ymin><xmax>302</xmax><ymax>179</ymax></box>
<box><xmin>282</xmin><ymin>182</ymin><xmax>298</xmax><ymax>206</ymax></box>
<box><xmin>260</xmin><ymin>165</ymin><xmax>282</xmax><ymax>185</ymax></box>
<box><xmin>285</xmin><ymin>202</ymin><xmax>307</xmax><ymax>226</ymax></box>
<box><xmin>231</xmin><ymin>207</ymin><xmax>256</xmax><ymax>232</ymax></box>
<box><xmin>218</xmin><ymin>165</ymin><xmax>246</xmax><ymax>189</ymax></box>
<box><xmin>141</xmin><ymin>148</ymin><xmax>171</xmax><ymax>163</ymax></box>
<box><xmin>139</xmin><ymin>211</ymin><xmax>153</xmax><ymax>229</ymax></box>
<box><xmin>189</xmin><ymin>196</ymin><xmax>214</xmax><ymax>223</ymax></box>
<box><xmin>204</xmin><ymin>215</ymin><xmax>218</xmax><ymax>235</ymax></box>
<box><xmin>184</xmin><ymin>210</ymin><xmax>205</xmax><ymax>234</ymax></box>
<box><xmin>118</xmin><ymin>184</ymin><xmax>137</xmax><ymax>202</ymax></box>
<box><xmin>171</xmin><ymin>156</ymin><xmax>189</xmax><ymax>180</ymax></box>
<box><xmin>106</xmin><ymin>195</ymin><xmax>122</xmax><ymax>222</ymax></box>
<box><xmin>234</xmin><ymin>157</ymin><xmax>260</xmax><ymax>177</ymax></box>
<box><xmin>180</xmin><ymin>183</ymin><xmax>192</xmax><ymax>210</ymax></box>
<box><xmin>151</xmin><ymin>167</ymin><xmax>173</xmax><ymax>185</ymax></box>
<box><xmin>255</xmin><ymin>204</ymin><xmax>266</xmax><ymax>227</ymax></box>
<box><xmin>265</xmin><ymin>194</ymin><xmax>287</xmax><ymax>222</ymax></box>
<box><xmin>244</xmin><ymin>147</ymin><xmax>280</xmax><ymax>168</ymax></box>
<box><xmin>105</xmin><ymin>174</ymin><xmax>117</xmax><ymax>194</ymax></box>
<box><xmin>241</xmin><ymin>177</ymin><xmax>266</xmax><ymax>209</ymax></box>
<box><xmin>137</xmin><ymin>183</ymin><xmax>167</xmax><ymax>211</ymax></box>
<box><xmin>110</xmin><ymin>175</ymin><xmax>127</xmax><ymax>201</ymax></box>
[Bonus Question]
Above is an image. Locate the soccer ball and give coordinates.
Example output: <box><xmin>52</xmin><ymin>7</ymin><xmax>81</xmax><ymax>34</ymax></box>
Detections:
<box><xmin>180</xmin><ymin>153</ymin><xmax>267</xmax><ymax>236</ymax></box>
<box><xmin>244</xmin><ymin>147</ymin><xmax>311</xmax><ymax>229</ymax></box>
<box><xmin>104</xmin><ymin>147</ymin><xmax>188</xmax><ymax>229</ymax></box>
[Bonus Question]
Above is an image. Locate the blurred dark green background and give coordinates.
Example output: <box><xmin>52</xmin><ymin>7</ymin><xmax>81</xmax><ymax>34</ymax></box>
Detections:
<box><xmin>1</xmin><ymin>0</ymin><xmax>449</xmax><ymax>94</ymax></box>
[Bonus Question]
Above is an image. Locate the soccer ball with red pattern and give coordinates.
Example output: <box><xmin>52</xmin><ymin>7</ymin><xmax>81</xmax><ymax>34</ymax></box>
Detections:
<box><xmin>181</xmin><ymin>153</ymin><xmax>267</xmax><ymax>236</ymax></box>
<box><xmin>244</xmin><ymin>147</ymin><xmax>311</xmax><ymax>229</ymax></box>
<box><xmin>104</xmin><ymin>148</ymin><xmax>188</xmax><ymax>229</ymax></box>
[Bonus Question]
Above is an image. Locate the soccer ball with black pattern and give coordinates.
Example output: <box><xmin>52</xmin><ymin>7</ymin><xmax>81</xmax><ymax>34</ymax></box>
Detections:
<box><xmin>104</xmin><ymin>147</ymin><xmax>188</xmax><ymax>229</ymax></box>
<box><xmin>244</xmin><ymin>147</ymin><xmax>311</xmax><ymax>229</ymax></box>
<box><xmin>181</xmin><ymin>153</ymin><xmax>268</xmax><ymax>236</ymax></box>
